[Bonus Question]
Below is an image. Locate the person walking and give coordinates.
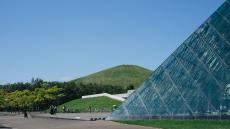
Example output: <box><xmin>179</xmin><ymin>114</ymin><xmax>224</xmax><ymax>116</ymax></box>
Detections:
<box><xmin>23</xmin><ymin>109</ymin><xmax>28</xmax><ymax>118</ymax></box>
<box><xmin>62</xmin><ymin>105</ymin><xmax>66</xmax><ymax>113</ymax></box>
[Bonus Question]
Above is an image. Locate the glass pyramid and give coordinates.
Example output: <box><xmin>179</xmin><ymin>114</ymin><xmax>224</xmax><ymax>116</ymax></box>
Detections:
<box><xmin>110</xmin><ymin>0</ymin><xmax>230</xmax><ymax>120</ymax></box>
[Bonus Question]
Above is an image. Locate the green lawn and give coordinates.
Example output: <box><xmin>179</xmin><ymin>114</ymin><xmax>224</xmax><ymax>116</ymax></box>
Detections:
<box><xmin>57</xmin><ymin>96</ymin><xmax>121</xmax><ymax>113</ymax></box>
<box><xmin>72</xmin><ymin>65</ymin><xmax>152</xmax><ymax>88</ymax></box>
<box><xmin>117</xmin><ymin>120</ymin><xmax>230</xmax><ymax>129</ymax></box>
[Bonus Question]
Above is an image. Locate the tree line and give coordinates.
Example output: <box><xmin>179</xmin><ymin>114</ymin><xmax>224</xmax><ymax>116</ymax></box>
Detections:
<box><xmin>0</xmin><ymin>78</ymin><xmax>126</xmax><ymax>111</ymax></box>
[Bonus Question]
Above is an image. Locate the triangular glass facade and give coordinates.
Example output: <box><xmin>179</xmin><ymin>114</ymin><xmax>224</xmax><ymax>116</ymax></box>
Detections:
<box><xmin>110</xmin><ymin>0</ymin><xmax>230</xmax><ymax>120</ymax></box>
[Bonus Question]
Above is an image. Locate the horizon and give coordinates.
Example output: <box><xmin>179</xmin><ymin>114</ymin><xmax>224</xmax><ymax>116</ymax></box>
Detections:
<box><xmin>0</xmin><ymin>0</ymin><xmax>224</xmax><ymax>84</ymax></box>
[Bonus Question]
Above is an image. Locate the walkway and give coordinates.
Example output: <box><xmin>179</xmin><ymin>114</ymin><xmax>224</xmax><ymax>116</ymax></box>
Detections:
<box><xmin>0</xmin><ymin>115</ymin><xmax>160</xmax><ymax>129</ymax></box>
<box><xmin>32</xmin><ymin>112</ymin><xmax>111</xmax><ymax>120</ymax></box>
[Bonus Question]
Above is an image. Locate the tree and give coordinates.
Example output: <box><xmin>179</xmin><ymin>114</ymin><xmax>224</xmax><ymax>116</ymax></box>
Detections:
<box><xmin>5</xmin><ymin>90</ymin><xmax>35</xmax><ymax>110</ymax></box>
<box><xmin>33</xmin><ymin>86</ymin><xmax>65</xmax><ymax>110</ymax></box>
<box><xmin>127</xmin><ymin>84</ymin><xmax>134</xmax><ymax>90</ymax></box>
<box><xmin>0</xmin><ymin>89</ymin><xmax>5</xmax><ymax>109</ymax></box>
<box><xmin>4</xmin><ymin>85</ymin><xmax>65</xmax><ymax>111</ymax></box>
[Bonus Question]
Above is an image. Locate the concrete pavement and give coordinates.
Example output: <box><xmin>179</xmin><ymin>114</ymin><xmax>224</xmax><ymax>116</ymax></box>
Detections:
<box><xmin>32</xmin><ymin>112</ymin><xmax>110</xmax><ymax>121</ymax></box>
<box><xmin>0</xmin><ymin>115</ymin><xmax>160</xmax><ymax>129</ymax></box>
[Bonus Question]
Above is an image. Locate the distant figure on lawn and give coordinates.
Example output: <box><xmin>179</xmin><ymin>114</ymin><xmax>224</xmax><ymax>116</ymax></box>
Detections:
<box><xmin>88</xmin><ymin>106</ymin><xmax>92</xmax><ymax>113</ymax></box>
<box><xmin>62</xmin><ymin>105</ymin><xmax>66</xmax><ymax>113</ymax></box>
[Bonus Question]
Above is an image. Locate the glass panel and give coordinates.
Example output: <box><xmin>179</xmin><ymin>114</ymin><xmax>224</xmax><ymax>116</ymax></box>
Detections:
<box><xmin>209</xmin><ymin>12</ymin><xmax>230</xmax><ymax>42</ymax></box>
<box><xmin>217</xmin><ymin>1</ymin><xmax>230</xmax><ymax>21</ymax></box>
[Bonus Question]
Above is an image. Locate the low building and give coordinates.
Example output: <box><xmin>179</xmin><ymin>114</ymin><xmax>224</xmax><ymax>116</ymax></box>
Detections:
<box><xmin>82</xmin><ymin>90</ymin><xmax>135</xmax><ymax>102</ymax></box>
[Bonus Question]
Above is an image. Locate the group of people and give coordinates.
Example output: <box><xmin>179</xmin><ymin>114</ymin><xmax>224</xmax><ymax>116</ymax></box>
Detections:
<box><xmin>50</xmin><ymin>105</ymin><xmax>57</xmax><ymax>115</ymax></box>
<box><xmin>50</xmin><ymin>105</ymin><xmax>114</xmax><ymax>114</ymax></box>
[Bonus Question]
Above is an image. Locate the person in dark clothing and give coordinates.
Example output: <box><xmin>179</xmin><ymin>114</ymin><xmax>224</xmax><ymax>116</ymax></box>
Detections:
<box><xmin>23</xmin><ymin>110</ymin><xmax>28</xmax><ymax>118</ymax></box>
<box><xmin>50</xmin><ymin>105</ymin><xmax>54</xmax><ymax>115</ymax></box>
<box><xmin>54</xmin><ymin>105</ymin><xmax>57</xmax><ymax>114</ymax></box>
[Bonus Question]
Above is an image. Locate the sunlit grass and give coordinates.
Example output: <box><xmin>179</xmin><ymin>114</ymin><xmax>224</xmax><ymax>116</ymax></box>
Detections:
<box><xmin>116</xmin><ymin>119</ymin><xmax>230</xmax><ymax>129</ymax></box>
<box><xmin>57</xmin><ymin>96</ymin><xmax>121</xmax><ymax>112</ymax></box>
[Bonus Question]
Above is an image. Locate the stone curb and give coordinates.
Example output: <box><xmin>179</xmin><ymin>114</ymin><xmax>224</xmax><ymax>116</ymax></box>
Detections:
<box><xmin>31</xmin><ymin>115</ymin><xmax>89</xmax><ymax>121</ymax></box>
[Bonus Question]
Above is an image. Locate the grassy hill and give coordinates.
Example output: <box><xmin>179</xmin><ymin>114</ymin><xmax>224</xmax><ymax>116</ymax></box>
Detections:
<box><xmin>56</xmin><ymin>96</ymin><xmax>122</xmax><ymax>113</ymax></box>
<box><xmin>72</xmin><ymin>65</ymin><xmax>152</xmax><ymax>88</ymax></box>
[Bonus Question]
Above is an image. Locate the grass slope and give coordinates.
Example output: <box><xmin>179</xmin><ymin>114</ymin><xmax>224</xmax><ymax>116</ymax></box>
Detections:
<box><xmin>72</xmin><ymin>65</ymin><xmax>152</xmax><ymax>88</ymax></box>
<box><xmin>117</xmin><ymin>120</ymin><xmax>230</xmax><ymax>129</ymax></box>
<box><xmin>57</xmin><ymin>96</ymin><xmax>121</xmax><ymax>113</ymax></box>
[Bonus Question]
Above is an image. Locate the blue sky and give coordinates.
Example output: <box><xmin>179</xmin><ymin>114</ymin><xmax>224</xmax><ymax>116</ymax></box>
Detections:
<box><xmin>0</xmin><ymin>0</ymin><xmax>224</xmax><ymax>84</ymax></box>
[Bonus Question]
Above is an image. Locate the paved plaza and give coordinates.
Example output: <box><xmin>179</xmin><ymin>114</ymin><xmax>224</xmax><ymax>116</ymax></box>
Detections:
<box><xmin>0</xmin><ymin>113</ymin><xmax>159</xmax><ymax>129</ymax></box>
<box><xmin>32</xmin><ymin>112</ymin><xmax>111</xmax><ymax>120</ymax></box>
